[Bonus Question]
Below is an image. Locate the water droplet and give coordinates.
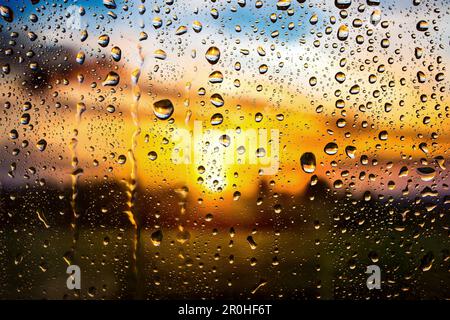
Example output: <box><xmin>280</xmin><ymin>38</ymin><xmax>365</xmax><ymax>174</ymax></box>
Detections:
<box><xmin>419</xmin><ymin>252</ymin><xmax>434</xmax><ymax>272</ymax></box>
<box><xmin>434</xmin><ymin>156</ymin><xmax>446</xmax><ymax>170</ymax></box>
<box><xmin>9</xmin><ymin>129</ymin><xmax>18</xmax><ymax>140</ymax></box>
<box><xmin>153</xmin><ymin>99</ymin><xmax>174</xmax><ymax>120</ymax></box>
<box><xmin>20</xmin><ymin>113</ymin><xmax>30</xmax><ymax>125</ymax></box>
<box><xmin>80</xmin><ymin>30</ymin><xmax>88</xmax><ymax>42</ymax></box>
<box><xmin>300</xmin><ymin>152</ymin><xmax>316</xmax><ymax>173</ymax></box>
<box><xmin>151</xmin><ymin>230</ymin><xmax>163</xmax><ymax>246</ymax></box>
<box><xmin>152</xmin><ymin>17</ymin><xmax>162</xmax><ymax>29</ymax></box>
<box><xmin>210</xmin><ymin>93</ymin><xmax>224</xmax><ymax>107</ymax></box>
<box><xmin>335</xmin><ymin>0</ymin><xmax>352</xmax><ymax>9</ymax></box>
<box><xmin>417</xmin><ymin>71</ymin><xmax>426</xmax><ymax>83</ymax></box>
<box><xmin>76</xmin><ymin>51</ymin><xmax>85</xmax><ymax>65</ymax></box>
<box><xmin>370</xmin><ymin>9</ymin><xmax>381</xmax><ymax>25</ymax></box>
<box><xmin>416</xmin><ymin>167</ymin><xmax>435</xmax><ymax>182</ymax></box>
<box><xmin>205</xmin><ymin>46</ymin><xmax>220</xmax><ymax>65</ymax></box>
<box><xmin>333</xmin><ymin>180</ymin><xmax>343</xmax><ymax>189</ymax></box>
<box><xmin>148</xmin><ymin>151</ymin><xmax>158</xmax><ymax>161</ymax></box>
<box><xmin>349</xmin><ymin>84</ymin><xmax>360</xmax><ymax>94</ymax></box>
<box><xmin>102</xmin><ymin>71</ymin><xmax>120</xmax><ymax>86</ymax></box>
<box><xmin>175</xmin><ymin>26</ymin><xmax>188</xmax><ymax>36</ymax></box>
<box><xmin>192</xmin><ymin>20</ymin><xmax>202</xmax><ymax>33</ymax></box>
<box><xmin>259</xmin><ymin>64</ymin><xmax>268</xmax><ymax>74</ymax></box>
<box><xmin>220</xmin><ymin>134</ymin><xmax>231</xmax><ymax>147</ymax></box>
<box><xmin>276</xmin><ymin>0</ymin><xmax>291</xmax><ymax>10</ymax></box>
<box><xmin>117</xmin><ymin>155</ymin><xmax>127</xmax><ymax>165</ymax></box>
<box><xmin>256</xmin><ymin>148</ymin><xmax>266</xmax><ymax>158</ymax></box>
<box><xmin>0</xmin><ymin>6</ymin><xmax>13</xmax><ymax>23</ymax></box>
<box><xmin>36</xmin><ymin>139</ymin><xmax>47</xmax><ymax>152</ymax></box>
<box><xmin>111</xmin><ymin>47</ymin><xmax>121</xmax><ymax>61</ymax></box>
<box><xmin>399</xmin><ymin>166</ymin><xmax>409</xmax><ymax>177</ymax></box>
<box><xmin>247</xmin><ymin>236</ymin><xmax>257</xmax><ymax>249</ymax></box>
<box><xmin>209</xmin><ymin>71</ymin><xmax>223</xmax><ymax>83</ymax></box>
<box><xmin>335</xmin><ymin>72</ymin><xmax>346</xmax><ymax>83</ymax></box>
<box><xmin>415</xmin><ymin>47</ymin><xmax>423</xmax><ymax>59</ymax></box>
<box><xmin>309</xmin><ymin>77</ymin><xmax>317</xmax><ymax>86</ymax></box>
<box><xmin>176</xmin><ymin>227</ymin><xmax>190</xmax><ymax>244</ymax></box>
<box><xmin>211</xmin><ymin>113</ymin><xmax>223</xmax><ymax>125</ymax></box>
<box><xmin>98</xmin><ymin>35</ymin><xmax>110</xmax><ymax>47</ymax></box>
<box><xmin>416</xmin><ymin>20</ymin><xmax>429</xmax><ymax>31</ymax></box>
<box><xmin>378</xmin><ymin>130</ymin><xmax>388</xmax><ymax>141</ymax></box>
<box><xmin>154</xmin><ymin>49</ymin><xmax>167</xmax><ymax>60</ymax></box>
<box><xmin>337</xmin><ymin>25</ymin><xmax>349</xmax><ymax>41</ymax></box>
<box><xmin>103</xmin><ymin>0</ymin><xmax>117</xmax><ymax>9</ymax></box>
<box><xmin>345</xmin><ymin>146</ymin><xmax>356</xmax><ymax>159</ymax></box>
<box><xmin>324</xmin><ymin>142</ymin><xmax>338</xmax><ymax>155</ymax></box>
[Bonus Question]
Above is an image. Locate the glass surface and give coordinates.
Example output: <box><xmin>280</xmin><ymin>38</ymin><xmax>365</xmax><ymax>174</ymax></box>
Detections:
<box><xmin>0</xmin><ymin>0</ymin><xmax>448</xmax><ymax>300</ymax></box>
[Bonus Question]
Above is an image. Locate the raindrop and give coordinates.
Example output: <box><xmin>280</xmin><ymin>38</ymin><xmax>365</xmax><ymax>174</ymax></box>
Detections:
<box><xmin>111</xmin><ymin>47</ymin><xmax>121</xmax><ymax>61</ymax></box>
<box><xmin>154</xmin><ymin>49</ymin><xmax>167</xmax><ymax>60</ymax></box>
<box><xmin>103</xmin><ymin>0</ymin><xmax>117</xmax><ymax>9</ymax></box>
<box><xmin>335</xmin><ymin>0</ymin><xmax>352</xmax><ymax>9</ymax></box>
<box><xmin>152</xmin><ymin>17</ymin><xmax>162</xmax><ymax>29</ymax></box>
<box><xmin>148</xmin><ymin>151</ymin><xmax>158</xmax><ymax>161</ymax></box>
<box><xmin>259</xmin><ymin>64</ymin><xmax>268</xmax><ymax>74</ymax></box>
<box><xmin>210</xmin><ymin>93</ymin><xmax>224</xmax><ymax>107</ymax></box>
<box><xmin>175</xmin><ymin>26</ymin><xmax>188</xmax><ymax>36</ymax></box>
<box><xmin>247</xmin><ymin>236</ymin><xmax>257</xmax><ymax>249</ymax></box>
<box><xmin>36</xmin><ymin>139</ymin><xmax>47</xmax><ymax>152</ymax></box>
<box><xmin>324</xmin><ymin>142</ymin><xmax>338</xmax><ymax>155</ymax></box>
<box><xmin>300</xmin><ymin>152</ymin><xmax>316</xmax><ymax>173</ymax></box>
<box><xmin>102</xmin><ymin>71</ymin><xmax>120</xmax><ymax>86</ymax></box>
<box><xmin>337</xmin><ymin>25</ymin><xmax>349</xmax><ymax>41</ymax></box>
<box><xmin>205</xmin><ymin>46</ymin><xmax>221</xmax><ymax>65</ymax></box>
<box><xmin>151</xmin><ymin>230</ymin><xmax>163</xmax><ymax>246</ymax></box>
<box><xmin>211</xmin><ymin>113</ymin><xmax>224</xmax><ymax>125</ymax></box>
<box><xmin>220</xmin><ymin>134</ymin><xmax>231</xmax><ymax>147</ymax></box>
<box><xmin>192</xmin><ymin>20</ymin><xmax>203</xmax><ymax>33</ymax></box>
<box><xmin>276</xmin><ymin>0</ymin><xmax>291</xmax><ymax>10</ymax></box>
<box><xmin>416</xmin><ymin>20</ymin><xmax>429</xmax><ymax>31</ymax></box>
<box><xmin>76</xmin><ymin>52</ymin><xmax>85</xmax><ymax>65</ymax></box>
<box><xmin>378</xmin><ymin>130</ymin><xmax>388</xmax><ymax>141</ymax></box>
<box><xmin>416</xmin><ymin>167</ymin><xmax>435</xmax><ymax>182</ymax></box>
<box><xmin>98</xmin><ymin>35</ymin><xmax>110</xmax><ymax>47</ymax></box>
<box><xmin>209</xmin><ymin>71</ymin><xmax>223</xmax><ymax>83</ymax></box>
<box><xmin>0</xmin><ymin>6</ymin><xmax>13</xmax><ymax>23</ymax></box>
<box><xmin>153</xmin><ymin>99</ymin><xmax>174</xmax><ymax>120</ymax></box>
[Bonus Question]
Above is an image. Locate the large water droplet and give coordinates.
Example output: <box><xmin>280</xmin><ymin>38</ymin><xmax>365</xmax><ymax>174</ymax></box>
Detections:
<box><xmin>102</xmin><ymin>71</ymin><xmax>120</xmax><ymax>86</ymax></box>
<box><xmin>209</xmin><ymin>71</ymin><xmax>223</xmax><ymax>83</ymax></box>
<box><xmin>0</xmin><ymin>6</ymin><xmax>13</xmax><ymax>23</ymax></box>
<box><xmin>111</xmin><ymin>47</ymin><xmax>121</xmax><ymax>61</ymax></box>
<box><xmin>324</xmin><ymin>142</ymin><xmax>338</xmax><ymax>155</ymax></box>
<box><xmin>153</xmin><ymin>99</ymin><xmax>174</xmax><ymax>120</ymax></box>
<box><xmin>151</xmin><ymin>230</ymin><xmax>163</xmax><ymax>247</ymax></box>
<box><xmin>36</xmin><ymin>139</ymin><xmax>47</xmax><ymax>152</ymax></box>
<box><xmin>337</xmin><ymin>25</ymin><xmax>349</xmax><ymax>41</ymax></box>
<box><xmin>300</xmin><ymin>152</ymin><xmax>316</xmax><ymax>173</ymax></box>
<box><xmin>98</xmin><ymin>35</ymin><xmax>110</xmax><ymax>47</ymax></box>
<box><xmin>103</xmin><ymin>0</ymin><xmax>117</xmax><ymax>9</ymax></box>
<box><xmin>210</xmin><ymin>93</ymin><xmax>224</xmax><ymax>107</ymax></box>
<box><xmin>416</xmin><ymin>20</ymin><xmax>429</xmax><ymax>31</ymax></box>
<box><xmin>211</xmin><ymin>113</ymin><xmax>224</xmax><ymax>125</ymax></box>
<box><xmin>335</xmin><ymin>0</ymin><xmax>351</xmax><ymax>9</ymax></box>
<box><xmin>205</xmin><ymin>46</ymin><xmax>221</xmax><ymax>65</ymax></box>
<box><xmin>416</xmin><ymin>167</ymin><xmax>435</xmax><ymax>182</ymax></box>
